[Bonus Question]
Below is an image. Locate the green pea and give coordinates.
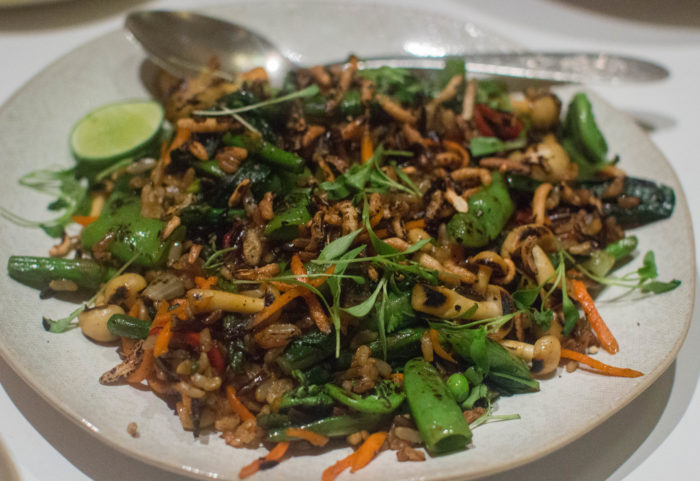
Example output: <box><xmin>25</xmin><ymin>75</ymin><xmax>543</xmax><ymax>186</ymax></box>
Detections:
<box><xmin>447</xmin><ymin>373</ymin><xmax>470</xmax><ymax>403</ymax></box>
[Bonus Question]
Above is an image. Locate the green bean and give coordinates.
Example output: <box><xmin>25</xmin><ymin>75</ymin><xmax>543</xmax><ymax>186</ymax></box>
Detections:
<box><xmin>562</xmin><ymin>92</ymin><xmax>609</xmax><ymax>178</ymax></box>
<box><xmin>403</xmin><ymin>359</ymin><xmax>472</xmax><ymax>454</ymax></box>
<box><xmin>106</xmin><ymin>314</ymin><xmax>151</xmax><ymax>339</ymax></box>
<box><xmin>266</xmin><ymin>412</ymin><xmax>391</xmax><ymax>442</ymax></box>
<box><xmin>325</xmin><ymin>380</ymin><xmax>405</xmax><ymax>414</ymax></box>
<box><xmin>7</xmin><ymin>256</ymin><xmax>115</xmax><ymax>290</ymax></box>
<box><xmin>447</xmin><ymin>171</ymin><xmax>514</xmax><ymax>248</ymax></box>
<box><xmin>224</xmin><ymin>133</ymin><xmax>304</xmax><ymax>173</ymax></box>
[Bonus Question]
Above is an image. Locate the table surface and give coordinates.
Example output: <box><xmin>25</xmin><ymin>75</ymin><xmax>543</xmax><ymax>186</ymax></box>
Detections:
<box><xmin>1</xmin><ymin>0</ymin><xmax>699</xmax><ymax>480</ymax></box>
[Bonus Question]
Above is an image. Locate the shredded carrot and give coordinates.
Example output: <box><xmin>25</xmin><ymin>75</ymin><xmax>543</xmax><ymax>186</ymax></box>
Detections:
<box><xmin>239</xmin><ymin>442</ymin><xmax>290</xmax><ymax>479</ymax></box>
<box><xmin>570</xmin><ymin>279</ymin><xmax>619</xmax><ymax>354</ymax></box>
<box><xmin>361</xmin><ymin>126</ymin><xmax>374</xmax><ymax>163</ymax></box>
<box><xmin>373</xmin><ymin>228</ymin><xmax>389</xmax><ymax>239</ymax></box>
<box><xmin>225</xmin><ymin>386</ymin><xmax>256</xmax><ymax>422</ymax></box>
<box><xmin>269</xmin><ymin>280</ymin><xmax>297</xmax><ymax>292</ymax></box>
<box><xmin>351</xmin><ymin>431</ymin><xmax>387</xmax><ymax>472</ymax></box>
<box><xmin>127</xmin><ymin>348</ymin><xmax>154</xmax><ymax>383</ymax></box>
<box><xmin>322</xmin><ymin>452</ymin><xmax>356</xmax><ymax>481</ymax></box>
<box><xmin>250</xmin><ymin>265</ymin><xmax>335</xmax><ymax>329</ymax></box>
<box><xmin>391</xmin><ymin>372</ymin><xmax>404</xmax><ymax>385</ymax></box>
<box><xmin>284</xmin><ymin>427</ymin><xmax>330</xmax><ymax>447</ymax></box>
<box><xmin>153</xmin><ymin>318</ymin><xmax>172</xmax><ymax>357</ymax></box>
<box><xmin>72</xmin><ymin>215</ymin><xmax>97</xmax><ymax>226</ymax></box>
<box><xmin>442</xmin><ymin>140</ymin><xmax>470</xmax><ymax>166</ymax></box>
<box><xmin>194</xmin><ymin>275</ymin><xmax>218</xmax><ymax>290</ymax></box>
<box><xmin>164</xmin><ymin>127</ymin><xmax>191</xmax><ymax>166</ymax></box>
<box><xmin>429</xmin><ymin>328</ymin><xmax>457</xmax><ymax>363</ymax></box>
<box><xmin>290</xmin><ymin>254</ymin><xmax>307</xmax><ymax>284</ymax></box>
<box><xmin>404</xmin><ymin>219</ymin><xmax>426</xmax><ymax>231</ymax></box>
<box><xmin>560</xmin><ymin>348</ymin><xmax>642</xmax><ymax>378</ymax></box>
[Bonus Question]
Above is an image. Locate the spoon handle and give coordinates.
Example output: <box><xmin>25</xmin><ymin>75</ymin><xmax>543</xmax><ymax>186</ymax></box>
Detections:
<box><xmin>357</xmin><ymin>52</ymin><xmax>668</xmax><ymax>83</ymax></box>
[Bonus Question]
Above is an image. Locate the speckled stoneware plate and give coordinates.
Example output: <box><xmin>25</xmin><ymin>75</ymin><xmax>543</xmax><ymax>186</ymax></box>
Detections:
<box><xmin>0</xmin><ymin>1</ymin><xmax>694</xmax><ymax>480</ymax></box>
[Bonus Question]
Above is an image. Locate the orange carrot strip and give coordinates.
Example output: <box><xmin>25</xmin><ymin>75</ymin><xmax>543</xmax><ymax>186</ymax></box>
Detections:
<box><xmin>153</xmin><ymin>318</ymin><xmax>172</xmax><ymax>357</ymax></box>
<box><xmin>250</xmin><ymin>265</ymin><xmax>335</xmax><ymax>329</ymax></box>
<box><xmin>127</xmin><ymin>348</ymin><xmax>154</xmax><ymax>383</ymax></box>
<box><xmin>361</xmin><ymin>126</ymin><xmax>374</xmax><ymax>163</ymax></box>
<box><xmin>373</xmin><ymin>228</ymin><xmax>389</xmax><ymax>239</ymax></box>
<box><xmin>429</xmin><ymin>328</ymin><xmax>457</xmax><ymax>363</ymax></box>
<box><xmin>290</xmin><ymin>254</ymin><xmax>307</xmax><ymax>284</ymax></box>
<box><xmin>225</xmin><ymin>385</ymin><xmax>256</xmax><ymax>422</ymax></box>
<box><xmin>194</xmin><ymin>275</ymin><xmax>218</xmax><ymax>290</ymax></box>
<box><xmin>570</xmin><ymin>279</ymin><xmax>619</xmax><ymax>354</ymax></box>
<box><xmin>350</xmin><ymin>431</ymin><xmax>387</xmax><ymax>472</ymax></box>
<box><xmin>269</xmin><ymin>281</ymin><xmax>297</xmax><ymax>292</ymax></box>
<box><xmin>404</xmin><ymin>219</ymin><xmax>426</xmax><ymax>231</ymax></box>
<box><xmin>164</xmin><ymin>127</ymin><xmax>191</xmax><ymax>166</ymax></box>
<box><xmin>239</xmin><ymin>442</ymin><xmax>290</xmax><ymax>479</ymax></box>
<box><xmin>284</xmin><ymin>427</ymin><xmax>330</xmax><ymax>447</ymax></box>
<box><xmin>322</xmin><ymin>452</ymin><xmax>356</xmax><ymax>481</ymax></box>
<box><xmin>560</xmin><ymin>348</ymin><xmax>642</xmax><ymax>378</ymax></box>
<box><xmin>72</xmin><ymin>215</ymin><xmax>98</xmax><ymax>226</ymax></box>
<box><xmin>442</xmin><ymin>140</ymin><xmax>470</xmax><ymax>166</ymax></box>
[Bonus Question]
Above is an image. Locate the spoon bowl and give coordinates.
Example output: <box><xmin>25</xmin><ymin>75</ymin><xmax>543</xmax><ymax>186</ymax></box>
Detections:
<box><xmin>126</xmin><ymin>10</ymin><xmax>295</xmax><ymax>86</ymax></box>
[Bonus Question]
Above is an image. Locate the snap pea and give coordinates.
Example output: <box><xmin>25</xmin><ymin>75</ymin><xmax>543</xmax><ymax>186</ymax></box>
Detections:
<box><xmin>106</xmin><ymin>314</ymin><xmax>151</xmax><ymax>339</ymax></box>
<box><xmin>325</xmin><ymin>380</ymin><xmax>405</xmax><ymax>414</ymax></box>
<box><xmin>7</xmin><ymin>256</ymin><xmax>115</xmax><ymax>290</ymax></box>
<box><xmin>446</xmin><ymin>373</ymin><xmax>470</xmax><ymax>404</ymax></box>
<box><xmin>266</xmin><ymin>412</ymin><xmax>392</xmax><ymax>442</ymax></box>
<box><xmin>403</xmin><ymin>359</ymin><xmax>472</xmax><ymax>454</ymax></box>
<box><xmin>447</xmin><ymin>171</ymin><xmax>514</xmax><ymax>248</ymax></box>
<box><xmin>438</xmin><ymin>326</ymin><xmax>539</xmax><ymax>394</ymax></box>
<box><xmin>81</xmin><ymin>193</ymin><xmax>185</xmax><ymax>268</ymax></box>
<box><xmin>223</xmin><ymin>133</ymin><xmax>304</xmax><ymax>173</ymax></box>
<box><xmin>561</xmin><ymin>92</ymin><xmax>610</xmax><ymax>178</ymax></box>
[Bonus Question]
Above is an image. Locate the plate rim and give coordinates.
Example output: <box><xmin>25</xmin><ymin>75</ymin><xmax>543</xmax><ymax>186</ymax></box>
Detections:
<box><xmin>0</xmin><ymin>2</ymin><xmax>695</xmax><ymax>480</ymax></box>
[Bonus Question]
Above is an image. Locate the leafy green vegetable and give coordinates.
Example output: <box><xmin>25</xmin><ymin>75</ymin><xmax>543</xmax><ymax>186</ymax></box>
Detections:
<box><xmin>194</xmin><ymin>84</ymin><xmax>319</xmax><ymax>117</ymax></box>
<box><xmin>475</xmin><ymin>79</ymin><xmax>512</xmax><ymax>111</ymax></box>
<box><xmin>469</xmin><ymin>136</ymin><xmax>527</xmax><ymax>157</ymax></box>
<box><xmin>357</xmin><ymin>67</ymin><xmax>425</xmax><ymax>105</ymax></box>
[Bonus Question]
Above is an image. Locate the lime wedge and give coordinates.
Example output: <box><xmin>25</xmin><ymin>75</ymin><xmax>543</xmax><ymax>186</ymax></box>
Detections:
<box><xmin>70</xmin><ymin>100</ymin><xmax>164</xmax><ymax>164</ymax></box>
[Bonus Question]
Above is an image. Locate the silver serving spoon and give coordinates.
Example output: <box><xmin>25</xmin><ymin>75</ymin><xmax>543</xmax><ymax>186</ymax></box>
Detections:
<box><xmin>125</xmin><ymin>10</ymin><xmax>669</xmax><ymax>86</ymax></box>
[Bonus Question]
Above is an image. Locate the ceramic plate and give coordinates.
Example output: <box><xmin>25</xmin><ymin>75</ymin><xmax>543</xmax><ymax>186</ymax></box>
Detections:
<box><xmin>0</xmin><ymin>1</ymin><xmax>694</xmax><ymax>480</ymax></box>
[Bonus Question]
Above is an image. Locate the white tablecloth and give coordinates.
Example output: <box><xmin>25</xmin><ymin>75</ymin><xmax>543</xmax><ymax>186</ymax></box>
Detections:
<box><xmin>1</xmin><ymin>0</ymin><xmax>698</xmax><ymax>480</ymax></box>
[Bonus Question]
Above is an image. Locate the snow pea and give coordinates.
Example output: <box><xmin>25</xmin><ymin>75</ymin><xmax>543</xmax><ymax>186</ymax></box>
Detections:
<box><xmin>447</xmin><ymin>171</ymin><xmax>514</xmax><ymax>248</ymax></box>
<box><xmin>80</xmin><ymin>193</ymin><xmax>185</xmax><ymax>268</ymax></box>
<box><xmin>325</xmin><ymin>380</ymin><xmax>405</xmax><ymax>414</ymax></box>
<box><xmin>403</xmin><ymin>359</ymin><xmax>472</xmax><ymax>454</ymax></box>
